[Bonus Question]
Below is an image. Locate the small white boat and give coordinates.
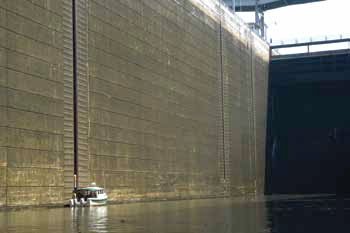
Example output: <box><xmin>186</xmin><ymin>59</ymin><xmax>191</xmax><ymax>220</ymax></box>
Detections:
<box><xmin>69</xmin><ymin>183</ymin><xmax>108</xmax><ymax>207</ymax></box>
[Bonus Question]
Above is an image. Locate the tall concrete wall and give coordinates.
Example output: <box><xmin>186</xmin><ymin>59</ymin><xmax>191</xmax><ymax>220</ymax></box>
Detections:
<box><xmin>0</xmin><ymin>0</ymin><xmax>269</xmax><ymax>207</ymax></box>
<box><xmin>0</xmin><ymin>0</ymin><xmax>65</xmax><ymax>206</ymax></box>
<box><xmin>87</xmin><ymin>0</ymin><xmax>224</xmax><ymax>201</ymax></box>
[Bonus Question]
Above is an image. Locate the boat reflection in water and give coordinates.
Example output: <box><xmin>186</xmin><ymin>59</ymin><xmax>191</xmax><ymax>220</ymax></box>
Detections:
<box><xmin>71</xmin><ymin>206</ymin><xmax>108</xmax><ymax>233</ymax></box>
<box><xmin>69</xmin><ymin>196</ymin><xmax>269</xmax><ymax>233</ymax></box>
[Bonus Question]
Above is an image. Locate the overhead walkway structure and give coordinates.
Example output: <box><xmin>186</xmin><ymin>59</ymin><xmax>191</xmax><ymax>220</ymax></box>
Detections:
<box><xmin>270</xmin><ymin>36</ymin><xmax>350</xmax><ymax>58</ymax></box>
<box><xmin>224</xmin><ymin>0</ymin><xmax>325</xmax><ymax>11</ymax></box>
<box><xmin>222</xmin><ymin>0</ymin><xmax>325</xmax><ymax>38</ymax></box>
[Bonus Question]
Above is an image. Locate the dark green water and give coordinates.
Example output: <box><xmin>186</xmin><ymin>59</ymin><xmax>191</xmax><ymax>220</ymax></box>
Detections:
<box><xmin>0</xmin><ymin>196</ymin><xmax>348</xmax><ymax>233</ymax></box>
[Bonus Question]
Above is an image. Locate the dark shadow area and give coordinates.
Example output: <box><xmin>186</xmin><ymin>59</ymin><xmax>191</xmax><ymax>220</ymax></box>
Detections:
<box><xmin>265</xmin><ymin>52</ymin><xmax>350</xmax><ymax>195</ymax></box>
<box><xmin>266</xmin><ymin>195</ymin><xmax>350</xmax><ymax>232</ymax></box>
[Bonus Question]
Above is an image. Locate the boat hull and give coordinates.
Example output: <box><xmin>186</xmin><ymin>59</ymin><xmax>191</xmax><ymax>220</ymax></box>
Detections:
<box><xmin>69</xmin><ymin>185</ymin><xmax>108</xmax><ymax>207</ymax></box>
<box><xmin>88</xmin><ymin>198</ymin><xmax>107</xmax><ymax>206</ymax></box>
<box><xmin>69</xmin><ymin>198</ymin><xmax>107</xmax><ymax>207</ymax></box>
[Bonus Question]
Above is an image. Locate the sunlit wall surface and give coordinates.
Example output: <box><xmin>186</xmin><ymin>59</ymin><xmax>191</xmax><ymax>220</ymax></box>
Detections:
<box><xmin>220</xmin><ymin>7</ymin><xmax>269</xmax><ymax>195</ymax></box>
<box><xmin>0</xmin><ymin>0</ymin><xmax>269</xmax><ymax>207</ymax></box>
<box><xmin>0</xmin><ymin>0</ymin><xmax>65</xmax><ymax>206</ymax></box>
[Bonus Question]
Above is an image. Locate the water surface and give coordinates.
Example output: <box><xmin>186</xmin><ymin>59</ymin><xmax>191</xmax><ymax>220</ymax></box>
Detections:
<box><xmin>0</xmin><ymin>195</ymin><xmax>349</xmax><ymax>233</ymax></box>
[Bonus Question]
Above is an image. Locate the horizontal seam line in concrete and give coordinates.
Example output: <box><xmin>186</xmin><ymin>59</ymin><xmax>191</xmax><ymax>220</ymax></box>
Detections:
<box><xmin>154</xmin><ymin>0</ymin><xmax>219</xmax><ymax>34</ymax></box>
<box><xmin>0</xmin><ymin>105</ymin><xmax>63</xmax><ymax>120</ymax></box>
<box><xmin>0</xmin><ymin>40</ymin><xmax>61</xmax><ymax>65</ymax></box>
<box><xmin>90</xmin><ymin>83</ymin><xmax>212</xmax><ymax>118</ymax></box>
<box><xmin>0</xmin><ymin>106</ymin><xmax>63</xmax><ymax>119</ymax></box>
<box><xmin>87</xmin><ymin>16</ymin><xmax>218</xmax><ymax>75</ymax></box>
<box><xmin>0</xmin><ymin>85</ymin><xmax>64</xmax><ymax>102</ymax></box>
<box><xmin>7</xmin><ymin>166</ymin><xmax>63</xmax><ymax>169</ymax></box>
<box><xmin>140</xmin><ymin>0</ymin><xmax>219</xmax><ymax>46</ymax></box>
<box><xmin>90</xmin><ymin>169</ymin><xmax>211</xmax><ymax>175</ymax></box>
<box><xmin>90</xmin><ymin>90</ymin><xmax>152</xmax><ymax>111</ymax></box>
<box><xmin>0</xmin><ymin>65</ymin><xmax>64</xmax><ymax>85</ymax></box>
<box><xmin>88</xmin><ymin>28</ymin><xmax>218</xmax><ymax>84</ymax></box>
<box><xmin>89</xmin><ymin>106</ymin><xmax>158</xmax><ymax>124</ymax></box>
<box><xmin>0</xmin><ymin>46</ymin><xmax>62</xmax><ymax>68</ymax></box>
<box><xmin>89</xmin><ymin>121</ymin><xmax>218</xmax><ymax>139</ymax></box>
<box><xmin>88</xmin><ymin>45</ymin><xmax>216</xmax><ymax>98</ymax></box>
<box><xmin>90</xmin><ymin>106</ymin><xmax>216</xmax><ymax>128</ymax></box>
<box><xmin>0</xmin><ymin>126</ymin><xmax>64</xmax><ymax>137</ymax></box>
<box><xmin>90</xmin><ymin>156</ymin><xmax>172</xmax><ymax>163</ymax></box>
<box><xmin>0</xmin><ymin>5</ymin><xmax>62</xmax><ymax>33</ymax></box>
<box><xmin>90</xmin><ymin>105</ymin><xmax>217</xmax><ymax>127</ymax></box>
<box><xmin>89</xmin><ymin>169</ymin><xmax>184</xmax><ymax>174</ymax></box>
<box><xmin>89</xmin><ymin>74</ymin><xmax>218</xmax><ymax>113</ymax></box>
<box><xmin>90</xmin><ymin>43</ymin><xmax>213</xmax><ymax>97</ymax></box>
<box><xmin>89</xmin><ymin>138</ymin><xmax>185</xmax><ymax>150</ymax></box>
<box><xmin>0</xmin><ymin>146</ymin><xmax>62</xmax><ymax>153</ymax></box>
<box><xmin>88</xmin><ymin>63</ymin><xmax>178</xmax><ymax>98</ymax></box>
<box><xmin>88</xmin><ymin>147</ymin><xmax>203</xmax><ymax>158</ymax></box>
<box><xmin>6</xmin><ymin>185</ymin><xmax>64</xmax><ymax>187</ymax></box>
<box><xmin>88</xmin><ymin>11</ymin><xmax>218</xmax><ymax>75</ymax></box>
<box><xmin>89</xmin><ymin>122</ymin><xmax>176</xmax><ymax>139</ymax></box>
<box><xmin>89</xmin><ymin>46</ymin><xmax>216</xmax><ymax>92</ymax></box>
<box><xmin>90</xmin><ymin>0</ymin><xmax>218</xmax><ymax>54</ymax></box>
<box><xmin>89</xmin><ymin>127</ymin><xmax>216</xmax><ymax>148</ymax></box>
<box><xmin>0</xmin><ymin>25</ymin><xmax>62</xmax><ymax>50</ymax></box>
<box><xmin>89</xmin><ymin>137</ymin><xmax>154</xmax><ymax>148</ymax></box>
<box><xmin>90</xmin><ymin>89</ymin><xmax>217</xmax><ymax>121</ymax></box>
<box><xmin>24</xmin><ymin>0</ymin><xmax>63</xmax><ymax>18</ymax></box>
<box><xmin>89</xmin><ymin>75</ymin><xmax>162</xmax><ymax>102</ymax></box>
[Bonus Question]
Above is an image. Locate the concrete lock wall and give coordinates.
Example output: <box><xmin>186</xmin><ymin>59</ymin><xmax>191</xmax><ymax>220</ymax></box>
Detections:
<box><xmin>0</xmin><ymin>0</ymin><xmax>269</xmax><ymax>207</ymax></box>
<box><xmin>0</xmin><ymin>0</ymin><xmax>65</xmax><ymax>206</ymax></box>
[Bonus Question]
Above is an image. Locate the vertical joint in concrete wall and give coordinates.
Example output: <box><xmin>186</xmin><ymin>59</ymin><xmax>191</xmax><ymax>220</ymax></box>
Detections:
<box><xmin>218</xmin><ymin>1</ymin><xmax>230</xmax><ymax>195</ymax></box>
<box><xmin>4</xmin><ymin>9</ymin><xmax>9</xmax><ymax>206</ymax></box>
<box><xmin>75</xmin><ymin>0</ymin><xmax>89</xmax><ymax>188</ymax></box>
<box><xmin>72</xmin><ymin>0</ymin><xmax>78</xmax><ymax>189</ymax></box>
<box><xmin>219</xmin><ymin>13</ymin><xmax>226</xmax><ymax>182</ymax></box>
<box><xmin>63</xmin><ymin>0</ymin><xmax>75</xmax><ymax>200</ymax></box>
<box><xmin>250</xmin><ymin>36</ymin><xmax>258</xmax><ymax>194</ymax></box>
<box><xmin>63</xmin><ymin>0</ymin><xmax>89</xmax><ymax>200</ymax></box>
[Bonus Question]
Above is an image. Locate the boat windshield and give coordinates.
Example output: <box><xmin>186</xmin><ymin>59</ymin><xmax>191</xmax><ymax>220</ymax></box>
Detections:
<box><xmin>75</xmin><ymin>190</ymin><xmax>97</xmax><ymax>199</ymax></box>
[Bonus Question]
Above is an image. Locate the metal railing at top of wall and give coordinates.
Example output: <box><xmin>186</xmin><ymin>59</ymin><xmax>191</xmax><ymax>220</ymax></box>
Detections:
<box><xmin>270</xmin><ymin>33</ymin><xmax>350</xmax><ymax>47</ymax></box>
<box><xmin>269</xmin><ymin>34</ymin><xmax>350</xmax><ymax>56</ymax></box>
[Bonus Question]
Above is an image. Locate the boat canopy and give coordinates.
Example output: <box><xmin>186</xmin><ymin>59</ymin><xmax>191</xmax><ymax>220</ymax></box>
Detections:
<box><xmin>77</xmin><ymin>187</ymin><xmax>104</xmax><ymax>192</ymax></box>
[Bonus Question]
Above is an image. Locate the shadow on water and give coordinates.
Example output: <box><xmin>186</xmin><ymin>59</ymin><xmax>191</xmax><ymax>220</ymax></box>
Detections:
<box><xmin>266</xmin><ymin>195</ymin><xmax>350</xmax><ymax>233</ymax></box>
<box><xmin>0</xmin><ymin>196</ymin><xmax>350</xmax><ymax>233</ymax></box>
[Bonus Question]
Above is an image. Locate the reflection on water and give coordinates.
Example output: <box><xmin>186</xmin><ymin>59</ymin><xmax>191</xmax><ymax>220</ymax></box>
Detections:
<box><xmin>0</xmin><ymin>195</ymin><xmax>349</xmax><ymax>233</ymax></box>
<box><xmin>71</xmin><ymin>206</ymin><xmax>108</xmax><ymax>233</ymax></box>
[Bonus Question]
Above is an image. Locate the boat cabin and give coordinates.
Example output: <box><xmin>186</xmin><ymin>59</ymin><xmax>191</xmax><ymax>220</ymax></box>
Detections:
<box><xmin>70</xmin><ymin>184</ymin><xmax>108</xmax><ymax>206</ymax></box>
<box><xmin>75</xmin><ymin>187</ymin><xmax>105</xmax><ymax>200</ymax></box>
